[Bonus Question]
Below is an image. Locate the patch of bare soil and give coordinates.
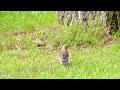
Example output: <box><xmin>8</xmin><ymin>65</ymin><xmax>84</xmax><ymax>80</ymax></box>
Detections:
<box><xmin>2</xmin><ymin>26</ymin><xmax>115</xmax><ymax>51</ymax></box>
<box><xmin>75</xmin><ymin>40</ymin><xmax>113</xmax><ymax>52</ymax></box>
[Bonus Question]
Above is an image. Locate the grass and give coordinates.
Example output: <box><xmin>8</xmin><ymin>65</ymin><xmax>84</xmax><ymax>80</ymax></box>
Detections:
<box><xmin>0</xmin><ymin>11</ymin><xmax>107</xmax><ymax>50</ymax></box>
<box><xmin>0</xmin><ymin>11</ymin><xmax>120</xmax><ymax>79</ymax></box>
<box><xmin>0</xmin><ymin>43</ymin><xmax>120</xmax><ymax>79</ymax></box>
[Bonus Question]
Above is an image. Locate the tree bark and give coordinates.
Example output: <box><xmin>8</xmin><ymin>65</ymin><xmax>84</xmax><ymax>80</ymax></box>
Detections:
<box><xmin>106</xmin><ymin>11</ymin><xmax>120</xmax><ymax>34</ymax></box>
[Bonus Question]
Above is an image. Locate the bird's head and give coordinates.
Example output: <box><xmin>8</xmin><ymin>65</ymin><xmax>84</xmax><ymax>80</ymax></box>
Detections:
<box><xmin>61</xmin><ymin>45</ymin><xmax>68</xmax><ymax>50</ymax></box>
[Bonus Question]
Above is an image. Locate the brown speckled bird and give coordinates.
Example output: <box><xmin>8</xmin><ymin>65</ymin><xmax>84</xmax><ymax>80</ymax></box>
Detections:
<box><xmin>58</xmin><ymin>45</ymin><xmax>69</xmax><ymax>66</ymax></box>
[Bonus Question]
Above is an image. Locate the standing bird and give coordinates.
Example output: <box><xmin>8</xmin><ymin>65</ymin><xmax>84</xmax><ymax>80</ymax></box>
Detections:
<box><xmin>58</xmin><ymin>45</ymin><xmax>69</xmax><ymax>66</ymax></box>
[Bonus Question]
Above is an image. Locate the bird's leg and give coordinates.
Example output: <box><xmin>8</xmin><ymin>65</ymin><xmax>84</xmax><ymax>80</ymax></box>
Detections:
<box><xmin>63</xmin><ymin>61</ymin><xmax>68</xmax><ymax>66</ymax></box>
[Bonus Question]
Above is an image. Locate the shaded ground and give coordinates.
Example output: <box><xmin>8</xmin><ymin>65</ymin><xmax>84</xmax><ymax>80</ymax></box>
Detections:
<box><xmin>1</xmin><ymin>27</ymin><xmax>116</xmax><ymax>52</ymax></box>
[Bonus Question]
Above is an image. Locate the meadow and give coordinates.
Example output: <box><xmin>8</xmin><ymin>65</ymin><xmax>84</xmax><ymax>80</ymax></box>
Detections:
<box><xmin>0</xmin><ymin>11</ymin><xmax>120</xmax><ymax>79</ymax></box>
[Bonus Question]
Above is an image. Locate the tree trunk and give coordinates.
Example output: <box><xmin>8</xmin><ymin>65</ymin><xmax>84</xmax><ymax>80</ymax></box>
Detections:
<box><xmin>106</xmin><ymin>11</ymin><xmax>120</xmax><ymax>34</ymax></box>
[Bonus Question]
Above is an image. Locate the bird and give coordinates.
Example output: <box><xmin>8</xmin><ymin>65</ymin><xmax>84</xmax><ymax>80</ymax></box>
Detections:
<box><xmin>33</xmin><ymin>38</ymin><xmax>46</xmax><ymax>47</ymax></box>
<box><xmin>58</xmin><ymin>45</ymin><xmax>69</xmax><ymax>66</ymax></box>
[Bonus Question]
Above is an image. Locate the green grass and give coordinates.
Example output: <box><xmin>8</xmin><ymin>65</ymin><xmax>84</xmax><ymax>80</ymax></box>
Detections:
<box><xmin>0</xmin><ymin>43</ymin><xmax>120</xmax><ymax>79</ymax></box>
<box><xmin>0</xmin><ymin>11</ymin><xmax>106</xmax><ymax>50</ymax></box>
<box><xmin>0</xmin><ymin>11</ymin><xmax>120</xmax><ymax>79</ymax></box>
<box><xmin>0</xmin><ymin>11</ymin><xmax>56</xmax><ymax>32</ymax></box>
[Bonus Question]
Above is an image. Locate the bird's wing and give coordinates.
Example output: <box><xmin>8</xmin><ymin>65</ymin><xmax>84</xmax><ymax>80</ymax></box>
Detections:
<box><xmin>63</xmin><ymin>52</ymin><xmax>69</xmax><ymax>59</ymax></box>
<box><xmin>58</xmin><ymin>50</ymin><xmax>69</xmax><ymax>60</ymax></box>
